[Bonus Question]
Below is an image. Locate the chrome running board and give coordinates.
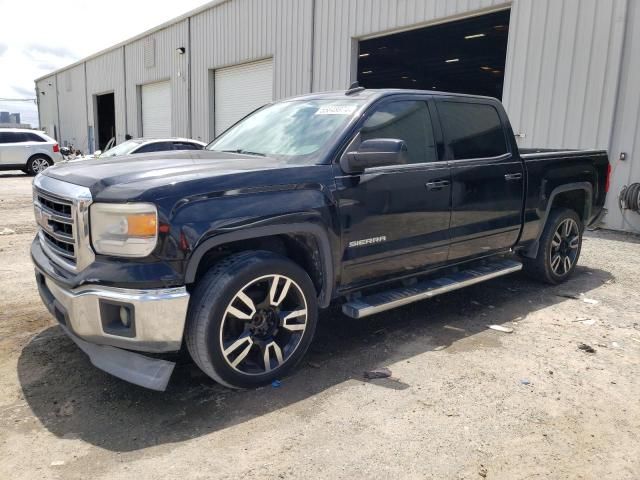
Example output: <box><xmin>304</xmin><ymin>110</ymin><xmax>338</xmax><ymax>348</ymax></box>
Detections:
<box><xmin>342</xmin><ymin>258</ymin><xmax>523</xmax><ymax>319</ymax></box>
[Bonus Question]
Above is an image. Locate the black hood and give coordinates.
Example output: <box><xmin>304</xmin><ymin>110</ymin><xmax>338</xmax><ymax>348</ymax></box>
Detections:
<box><xmin>44</xmin><ymin>150</ymin><xmax>311</xmax><ymax>201</ymax></box>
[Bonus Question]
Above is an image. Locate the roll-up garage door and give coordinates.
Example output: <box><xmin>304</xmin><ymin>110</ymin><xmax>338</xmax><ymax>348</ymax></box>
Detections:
<box><xmin>141</xmin><ymin>80</ymin><xmax>171</xmax><ymax>137</ymax></box>
<box><xmin>214</xmin><ymin>59</ymin><xmax>273</xmax><ymax>136</ymax></box>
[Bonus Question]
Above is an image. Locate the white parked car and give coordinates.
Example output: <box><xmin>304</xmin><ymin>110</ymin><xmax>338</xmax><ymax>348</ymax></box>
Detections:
<box><xmin>0</xmin><ymin>128</ymin><xmax>63</xmax><ymax>175</ymax></box>
<box><xmin>70</xmin><ymin>137</ymin><xmax>206</xmax><ymax>162</ymax></box>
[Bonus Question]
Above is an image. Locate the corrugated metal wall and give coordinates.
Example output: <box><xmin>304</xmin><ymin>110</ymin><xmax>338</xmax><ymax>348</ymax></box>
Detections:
<box><xmin>55</xmin><ymin>64</ymin><xmax>87</xmax><ymax>149</ymax></box>
<box><xmin>311</xmin><ymin>0</ymin><xmax>509</xmax><ymax>91</ymax></box>
<box><xmin>125</xmin><ymin>20</ymin><xmax>190</xmax><ymax>138</ymax></box>
<box><xmin>35</xmin><ymin>76</ymin><xmax>59</xmax><ymax>140</ymax></box>
<box><xmin>502</xmin><ymin>0</ymin><xmax>628</xmax><ymax>151</ymax></box>
<box><xmin>189</xmin><ymin>0</ymin><xmax>313</xmax><ymax>141</ymax></box>
<box><xmin>34</xmin><ymin>0</ymin><xmax>640</xmax><ymax>232</ymax></box>
<box><xmin>85</xmin><ymin>48</ymin><xmax>127</xmax><ymax>147</ymax></box>
<box><xmin>605</xmin><ymin>0</ymin><xmax>640</xmax><ymax>232</ymax></box>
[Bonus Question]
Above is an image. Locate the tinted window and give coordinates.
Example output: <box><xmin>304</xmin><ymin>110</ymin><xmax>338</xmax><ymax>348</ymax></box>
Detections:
<box><xmin>25</xmin><ymin>133</ymin><xmax>47</xmax><ymax>142</ymax></box>
<box><xmin>360</xmin><ymin>101</ymin><xmax>437</xmax><ymax>164</ymax></box>
<box><xmin>438</xmin><ymin>102</ymin><xmax>507</xmax><ymax>159</ymax></box>
<box><xmin>0</xmin><ymin>132</ymin><xmax>22</xmax><ymax>143</ymax></box>
<box><xmin>173</xmin><ymin>142</ymin><xmax>202</xmax><ymax>151</ymax></box>
<box><xmin>134</xmin><ymin>142</ymin><xmax>174</xmax><ymax>154</ymax></box>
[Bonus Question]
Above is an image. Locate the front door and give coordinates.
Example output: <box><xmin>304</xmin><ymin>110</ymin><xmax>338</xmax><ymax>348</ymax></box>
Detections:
<box><xmin>334</xmin><ymin>98</ymin><xmax>452</xmax><ymax>288</ymax></box>
<box><xmin>435</xmin><ymin>98</ymin><xmax>524</xmax><ymax>262</ymax></box>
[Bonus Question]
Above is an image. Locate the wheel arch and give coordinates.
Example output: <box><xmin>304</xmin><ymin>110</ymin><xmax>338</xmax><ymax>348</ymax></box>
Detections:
<box><xmin>184</xmin><ymin>223</ymin><xmax>334</xmax><ymax>308</ymax></box>
<box><xmin>27</xmin><ymin>152</ymin><xmax>53</xmax><ymax>164</ymax></box>
<box><xmin>521</xmin><ymin>182</ymin><xmax>592</xmax><ymax>259</ymax></box>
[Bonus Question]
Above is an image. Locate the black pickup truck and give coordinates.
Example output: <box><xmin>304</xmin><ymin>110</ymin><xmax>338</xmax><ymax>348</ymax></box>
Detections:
<box><xmin>31</xmin><ymin>88</ymin><xmax>609</xmax><ymax>390</ymax></box>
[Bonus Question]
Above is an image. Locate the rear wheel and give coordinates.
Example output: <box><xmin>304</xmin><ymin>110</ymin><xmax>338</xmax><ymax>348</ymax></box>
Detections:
<box><xmin>185</xmin><ymin>251</ymin><xmax>318</xmax><ymax>388</ymax></box>
<box><xmin>522</xmin><ymin>208</ymin><xmax>583</xmax><ymax>284</ymax></box>
<box><xmin>26</xmin><ymin>156</ymin><xmax>51</xmax><ymax>175</ymax></box>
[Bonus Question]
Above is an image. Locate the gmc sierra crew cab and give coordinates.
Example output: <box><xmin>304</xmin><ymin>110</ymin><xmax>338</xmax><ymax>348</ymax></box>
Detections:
<box><xmin>31</xmin><ymin>87</ymin><xmax>610</xmax><ymax>391</ymax></box>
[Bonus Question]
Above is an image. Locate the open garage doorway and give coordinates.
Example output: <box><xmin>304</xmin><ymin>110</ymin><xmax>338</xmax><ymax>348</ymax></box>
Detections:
<box><xmin>357</xmin><ymin>9</ymin><xmax>510</xmax><ymax>99</ymax></box>
<box><xmin>95</xmin><ymin>92</ymin><xmax>115</xmax><ymax>151</ymax></box>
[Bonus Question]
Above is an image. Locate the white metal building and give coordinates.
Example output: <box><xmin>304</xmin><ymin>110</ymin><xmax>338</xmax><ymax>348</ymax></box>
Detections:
<box><xmin>35</xmin><ymin>0</ymin><xmax>640</xmax><ymax>233</ymax></box>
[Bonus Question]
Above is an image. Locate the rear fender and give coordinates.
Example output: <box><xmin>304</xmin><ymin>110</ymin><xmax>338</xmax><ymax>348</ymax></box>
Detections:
<box><xmin>521</xmin><ymin>182</ymin><xmax>592</xmax><ymax>259</ymax></box>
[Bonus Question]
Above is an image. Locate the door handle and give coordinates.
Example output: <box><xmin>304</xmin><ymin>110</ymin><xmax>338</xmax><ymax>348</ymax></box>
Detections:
<box><xmin>504</xmin><ymin>173</ymin><xmax>523</xmax><ymax>181</ymax></box>
<box><xmin>426</xmin><ymin>180</ymin><xmax>450</xmax><ymax>191</ymax></box>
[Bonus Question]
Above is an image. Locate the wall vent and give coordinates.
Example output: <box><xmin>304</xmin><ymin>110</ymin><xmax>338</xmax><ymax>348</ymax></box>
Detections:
<box><xmin>144</xmin><ymin>38</ymin><xmax>156</xmax><ymax>68</ymax></box>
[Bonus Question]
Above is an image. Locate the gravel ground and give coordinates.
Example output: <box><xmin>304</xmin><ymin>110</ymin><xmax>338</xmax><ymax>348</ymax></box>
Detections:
<box><xmin>1</xmin><ymin>171</ymin><xmax>639</xmax><ymax>480</ymax></box>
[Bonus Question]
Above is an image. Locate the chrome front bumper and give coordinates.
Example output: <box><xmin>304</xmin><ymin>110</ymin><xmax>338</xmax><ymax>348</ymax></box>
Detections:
<box><xmin>35</xmin><ymin>269</ymin><xmax>190</xmax><ymax>353</ymax></box>
<box><xmin>35</xmin><ymin>269</ymin><xmax>190</xmax><ymax>390</ymax></box>
<box><xmin>36</xmin><ymin>269</ymin><xmax>189</xmax><ymax>391</ymax></box>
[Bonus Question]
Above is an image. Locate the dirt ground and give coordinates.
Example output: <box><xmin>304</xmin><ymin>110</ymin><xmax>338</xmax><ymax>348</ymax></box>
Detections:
<box><xmin>1</xmin><ymin>171</ymin><xmax>639</xmax><ymax>480</ymax></box>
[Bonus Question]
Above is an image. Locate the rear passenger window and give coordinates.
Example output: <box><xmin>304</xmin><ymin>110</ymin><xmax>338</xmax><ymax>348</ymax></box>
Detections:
<box><xmin>173</xmin><ymin>142</ymin><xmax>202</xmax><ymax>150</ymax></box>
<box><xmin>25</xmin><ymin>133</ymin><xmax>47</xmax><ymax>142</ymax></box>
<box><xmin>361</xmin><ymin>101</ymin><xmax>437</xmax><ymax>164</ymax></box>
<box><xmin>134</xmin><ymin>142</ymin><xmax>174</xmax><ymax>154</ymax></box>
<box><xmin>438</xmin><ymin>102</ymin><xmax>508</xmax><ymax>159</ymax></box>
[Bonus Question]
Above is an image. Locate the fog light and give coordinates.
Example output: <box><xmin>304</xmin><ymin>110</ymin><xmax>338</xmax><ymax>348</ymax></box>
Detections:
<box><xmin>119</xmin><ymin>306</ymin><xmax>131</xmax><ymax>327</ymax></box>
<box><xmin>99</xmin><ymin>300</ymin><xmax>136</xmax><ymax>338</ymax></box>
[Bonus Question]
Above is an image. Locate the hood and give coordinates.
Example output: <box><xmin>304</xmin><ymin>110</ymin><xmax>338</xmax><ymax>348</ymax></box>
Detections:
<box><xmin>43</xmin><ymin>150</ymin><xmax>307</xmax><ymax>201</ymax></box>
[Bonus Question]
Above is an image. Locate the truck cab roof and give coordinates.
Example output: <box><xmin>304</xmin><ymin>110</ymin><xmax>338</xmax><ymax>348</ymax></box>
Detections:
<box><xmin>283</xmin><ymin>87</ymin><xmax>500</xmax><ymax>104</ymax></box>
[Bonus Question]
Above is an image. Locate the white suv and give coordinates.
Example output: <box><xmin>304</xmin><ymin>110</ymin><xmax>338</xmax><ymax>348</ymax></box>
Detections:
<box><xmin>0</xmin><ymin>128</ymin><xmax>63</xmax><ymax>175</ymax></box>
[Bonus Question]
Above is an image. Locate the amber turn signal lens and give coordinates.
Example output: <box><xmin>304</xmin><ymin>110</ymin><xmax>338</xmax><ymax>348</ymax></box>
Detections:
<box><xmin>126</xmin><ymin>214</ymin><xmax>157</xmax><ymax>237</ymax></box>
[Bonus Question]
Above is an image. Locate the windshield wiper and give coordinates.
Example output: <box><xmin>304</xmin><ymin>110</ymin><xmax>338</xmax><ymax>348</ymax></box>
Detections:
<box><xmin>219</xmin><ymin>149</ymin><xmax>266</xmax><ymax>157</ymax></box>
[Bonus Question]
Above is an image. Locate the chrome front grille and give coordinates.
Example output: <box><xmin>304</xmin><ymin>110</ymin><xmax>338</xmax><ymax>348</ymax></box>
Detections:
<box><xmin>35</xmin><ymin>190</ymin><xmax>76</xmax><ymax>263</ymax></box>
<box><xmin>33</xmin><ymin>175</ymin><xmax>94</xmax><ymax>272</ymax></box>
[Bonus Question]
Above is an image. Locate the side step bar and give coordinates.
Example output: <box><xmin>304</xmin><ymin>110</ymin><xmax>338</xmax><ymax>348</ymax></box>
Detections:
<box><xmin>342</xmin><ymin>258</ymin><xmax>523</xmax><ymax>319</ymax></box>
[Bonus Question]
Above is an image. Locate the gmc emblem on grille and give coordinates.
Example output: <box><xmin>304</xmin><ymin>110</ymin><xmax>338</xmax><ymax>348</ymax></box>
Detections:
<box><xmin>34</xmin><ymin>205</ymin><xmax>53</xmax><ymax>232</ymax></box>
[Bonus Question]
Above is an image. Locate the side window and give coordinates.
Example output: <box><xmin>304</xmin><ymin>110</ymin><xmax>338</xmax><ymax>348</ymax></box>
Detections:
<box><xmin>0</xmin><ymin>132</ymin><xmax>23</xmax><ymax>143</ymax></box>
<box><xmin>134</xmin><ymin>142</ymin><xmax>173</xmax><ymax>154</ymax></box>
<box><xmin>173</xmin><ymin>142</ymin><xmax>202</xmax><ymax>151</ymax></box>
<box><xmin>438</xmin><ymin>102</ymin><xmax>508</xmax><ymax>159</ymax></box>
<box><xmin>360</xmin><ymin>100</ymin><xmax>437</xmax><ymax>164</ymax></box>
<box><xmin>26</xmin><ymin>133</ymin><xmax>47</xmax><ymax>142</ymax></box>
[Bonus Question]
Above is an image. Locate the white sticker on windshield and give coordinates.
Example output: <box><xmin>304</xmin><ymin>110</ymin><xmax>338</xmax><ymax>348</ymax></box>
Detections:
<box><xmin>315</xmin><ymin>105</ymin><xmax>358</xmax><ymax>115</ymax></box>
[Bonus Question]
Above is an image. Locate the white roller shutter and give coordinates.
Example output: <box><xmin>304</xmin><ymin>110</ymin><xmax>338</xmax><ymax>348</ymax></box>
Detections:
<box><xmin>214</xmin><ymin>59</ymin><xmax>273</xmax><ymax>136</ymax></box>
<box><xmin>141</xmin><ymin>81</ymin><xmax>171</xmax><ymax>137</ymax></box>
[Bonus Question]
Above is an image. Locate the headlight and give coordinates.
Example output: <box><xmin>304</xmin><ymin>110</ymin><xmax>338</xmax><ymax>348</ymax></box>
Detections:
<box><xmin>90</xmin><ymin>203</ymin><xmax>158</xmax><ymax>257</ymax></box>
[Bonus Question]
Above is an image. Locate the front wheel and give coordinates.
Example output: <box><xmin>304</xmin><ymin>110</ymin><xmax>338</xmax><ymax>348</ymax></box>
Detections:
<box><xmin>26</xmin><ymin>156</ymin><xmax>52</xmax><ymax>175</ymax></box>
<box><xmin>522</xmin><ymin>208</ymin><xmax>583</xmax><ymax>284</ymax></box>
<box><xmin>185</xmin><ymin>251</ymin><xmax>318</xmax><ymax>389</ymax></box>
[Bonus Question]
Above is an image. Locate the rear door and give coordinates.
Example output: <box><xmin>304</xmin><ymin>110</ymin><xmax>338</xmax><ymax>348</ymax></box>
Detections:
<box><xmin>434</xmin><ymin>98</ymin><xmax>523</xmax><ymax>262</ymax></box>
<box><xmin>335</xmin><ymin>97</ymin><xmax>452</xmax><ymax>287</ymax></box>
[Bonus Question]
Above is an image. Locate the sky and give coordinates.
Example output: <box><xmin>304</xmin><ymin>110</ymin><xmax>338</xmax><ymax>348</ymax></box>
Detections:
<box><xmin>0</xmin><ymin>0</ymin><xmax>209</xmax><ymax>127</ymax></box>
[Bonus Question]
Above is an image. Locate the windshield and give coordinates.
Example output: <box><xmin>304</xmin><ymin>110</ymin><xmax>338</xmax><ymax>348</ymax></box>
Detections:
<box><xmin>207</xmin><ymin>99</ymin><xmax>364</xmax><ymax>163</ymax></box>
<box><xmin>100</xmin><ymin>140</ymin><xmax>142</xmax><ymax>157</ymax></box>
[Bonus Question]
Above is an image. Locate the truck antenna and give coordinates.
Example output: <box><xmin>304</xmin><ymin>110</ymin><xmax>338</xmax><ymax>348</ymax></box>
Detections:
<box><xmin>346</xmin><ymin>81</ymin><xmax>365</xmax><ymax>95</ymax></box>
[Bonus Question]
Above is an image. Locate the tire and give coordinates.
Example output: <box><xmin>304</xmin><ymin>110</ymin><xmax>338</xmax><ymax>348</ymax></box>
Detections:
<box><xmin>185</xmin><ymin>250</ymin><xmax>318</xmax><ymax>389</ymax></box>
<box><xmin>522</xmin><ymin>208</ymin><xmax>583</xmax><ymax>284</ymax></box>
<box><xmin>26</xmin><ymin>156</ymin><xmax>52</xmax><ymax>176</ymax></box>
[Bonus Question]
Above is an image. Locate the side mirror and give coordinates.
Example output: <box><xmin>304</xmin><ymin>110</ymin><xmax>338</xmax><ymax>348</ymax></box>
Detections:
<box><xmin>341</xmin><ymin>138</ymin><xmax>408</xmax><ymax>174</ymax></box>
